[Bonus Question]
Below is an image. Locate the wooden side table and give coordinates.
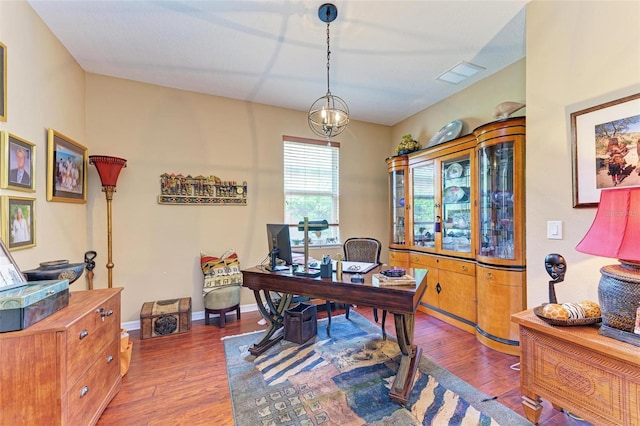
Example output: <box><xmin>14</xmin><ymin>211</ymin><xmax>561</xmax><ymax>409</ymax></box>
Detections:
<box><xmin>511</xmin><ymin>310</ymin><xmax>640</xmax><ymax>425</ymax></box>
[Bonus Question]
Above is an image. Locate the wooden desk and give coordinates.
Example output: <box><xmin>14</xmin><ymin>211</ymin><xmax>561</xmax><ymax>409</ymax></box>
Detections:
<box><xmin>242</xmin><ymin>266</ymin><xmax>428</xmax><ymax>405</ymax></box>
<box><xmin>512</xmin><ymin>310</ymin><xmax>640</xmax><ymax>425</ymax></box>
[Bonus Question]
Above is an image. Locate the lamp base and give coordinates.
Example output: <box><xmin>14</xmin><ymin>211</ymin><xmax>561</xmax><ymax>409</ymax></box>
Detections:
<box><xmin>598</xmin><ymin>262</ymin><xmax>640</xmax><ymax>345</ymax></box>
<box><xmin>599</xmin><ymin>324</ymin><xmax>640</xmax><ymax>347</ymax></box>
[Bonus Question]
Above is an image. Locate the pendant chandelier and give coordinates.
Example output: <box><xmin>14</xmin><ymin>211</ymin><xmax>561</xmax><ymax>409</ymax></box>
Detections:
<box><xmin>308</xmin><ymin>3</ymin><xmax>349</xmax><ymax>140</ymax></box>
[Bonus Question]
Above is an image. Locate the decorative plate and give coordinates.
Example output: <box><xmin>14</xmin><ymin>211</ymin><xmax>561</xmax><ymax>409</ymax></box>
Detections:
<box><xmin>427</xmin><ymin>120</ymin><xmax>463</xmax><ymax>148</ymax></box>
<box><xmin>442</xmin><ymin>186</ymin><xmax>468</xmax><ymax>204</ymax></box>
<box><xmin>533</xmin><ymin>305</ymin><xmax>602</xmax><ymax>326</ymax></box>
<box><xmin>446</xmin><ymin>163</ymin><xmax>463</xmax><ymax>179</ymax></box>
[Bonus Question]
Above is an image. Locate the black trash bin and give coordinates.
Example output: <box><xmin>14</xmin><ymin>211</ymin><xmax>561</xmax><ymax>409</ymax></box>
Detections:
<box><xmin>284</xmin><ymin>303</ymin><xmax>317</xmax><ymax>344</ymax></box>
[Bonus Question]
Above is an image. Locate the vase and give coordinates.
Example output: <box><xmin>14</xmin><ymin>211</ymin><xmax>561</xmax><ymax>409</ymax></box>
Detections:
<box><xmin>22</xmin><ymin>259</ymin><xmax>85</xmax><ymax>284</ymax></box>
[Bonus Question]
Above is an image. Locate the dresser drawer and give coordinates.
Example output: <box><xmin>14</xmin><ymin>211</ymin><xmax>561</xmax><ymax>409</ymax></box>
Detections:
<box><xmin>389</xmin><ymin>251</ymin><xmax>409</xmax><ymax>267</ymax></box>
<box><xmin>67</xmin><ymin>294</ymin><xmax>120</xmax><ymax>386</ymax></box>
<box><xmin>67</xmin><ymin>337</ymin><xmax>120</xmax><ymax>426</ymax></box>
<box><xmin>438</xmin><ymin>258</ymin><xmax>475</xmax><ymax>276</ymax></box>
<box><xmin>409</xmin><ymin>253</ymin><xmax>438</xmax><ymax>269</ymax></box>
<box><xmin>477</xmin><ymin>266</ymin><xmax>522</xmax><ymax>286</ymax></box>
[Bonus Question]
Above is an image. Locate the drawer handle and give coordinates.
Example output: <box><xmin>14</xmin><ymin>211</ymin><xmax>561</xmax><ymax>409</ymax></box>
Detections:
<box><xmin>436</xmin><ymin>283</ymin><xmax>442</xmax><ymax>294</ymax></box>
<box><xmin>106</xmin><ymin>309</ymin><xmax>114</xmax><ymax>317</ymax></box>
<box><xmin>46</xmin><ymin>290</ymin><xmax>55</xmax><ymax>295</ymax></box>
<box><xmin>487</xmin><ymin>272</ymin><xmax>493</xmax><ymax>279</ymax></box>
<box><xmin>79</xmin><ymin>329</ymin><xmax>89</xmax><ymax>340</ymax></box>
<box><xmin>461</xmin><ymin>265</ymin><xmax>468</xmax><ymax>272</ymax></box>
<box><xmin>80</xmin><ymin>386</ymin><xmax>89</xmax><ymax>398</ymax></box>
<box><xmin>107</xmin><ymin>354</ymin><xmax>114</xmax><ymax>364</ymax></box>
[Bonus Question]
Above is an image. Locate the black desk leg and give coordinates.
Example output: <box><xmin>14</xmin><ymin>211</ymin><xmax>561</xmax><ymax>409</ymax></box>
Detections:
<box><xmin>249</xmin><ymin>290</ymin><xmax>293</xmax><ymax>356</ymax></box>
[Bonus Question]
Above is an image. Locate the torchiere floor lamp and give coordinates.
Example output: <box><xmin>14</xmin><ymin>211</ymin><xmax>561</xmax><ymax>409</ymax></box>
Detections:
<box><xmin>89</xmin><ymin>155</ymin><xmax>127</xmax><ymax>288</ymax></box>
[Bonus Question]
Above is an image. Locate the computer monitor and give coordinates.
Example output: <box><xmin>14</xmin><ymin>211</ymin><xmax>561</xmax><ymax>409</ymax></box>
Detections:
<box><xmin>266</xmin><ymin>224</ymin><xmax>293</xmax><ymax>271</ymax></box>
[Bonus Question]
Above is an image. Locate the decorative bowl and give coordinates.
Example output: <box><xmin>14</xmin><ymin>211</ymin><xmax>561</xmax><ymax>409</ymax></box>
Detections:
<box><xmin>22</xmin><ymin>259</ymin><xmax>85</xmax><ymax>284</ymax></box>
<box><xmin>381</xmin><ymin>268</ymin><xmax>406</xmax><ymax>278</ymax></box>
<box><xmin>533</xmin><ymin>305</ymin><xmax>602</xmax><ymax>327</ymax></box>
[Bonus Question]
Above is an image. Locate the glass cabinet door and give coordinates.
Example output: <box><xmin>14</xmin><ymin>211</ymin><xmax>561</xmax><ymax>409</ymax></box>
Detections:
<box><xmin>478</xmin><ymin>143</ymin><xmax>514</xmax><ymax>259</ymax></box>
<box><xmin>411</xmin><ymin>161</ymin><xmax>436</xmax><ymax>248</ymax></box>
<box><xmin>390</xmin><ymin>167</ymin><xmax>406</xmax><ymax>246</ymax></box>
<box><xmin>441</xmin><ymin>154</ymin><xmax>472</xmax><ymax>254</ymax></box>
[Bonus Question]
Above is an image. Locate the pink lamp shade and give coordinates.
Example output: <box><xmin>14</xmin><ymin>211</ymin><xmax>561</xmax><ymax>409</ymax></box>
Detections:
<box><xmin>576</xmin><ymin>187</ymin><xmax>640</xmax><ymax>263</ymax></box>
<box><xmin>89</xmin><ymin>155</ymin><xmax>127</xmax><ymax>187</ymax></box>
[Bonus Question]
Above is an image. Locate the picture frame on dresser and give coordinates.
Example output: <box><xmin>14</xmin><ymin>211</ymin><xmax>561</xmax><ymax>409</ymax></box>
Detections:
<box><xmin>0</xmin><ymin>41</ymin><xmax>5</xmax><ymax>122</ymax></box>
<box><xmin>0</xmin><ymin>232</ymin><xmax>26</xmax><ymax>290</ymax></box>
<box><xmin>571</xmin><ymin>92</ymin><xmax>640</xmax><ymax>208</ymax></box>
<box><xmin>2</xmin><ymin>195</ymin><xmax>36</xmax><ymax>251</ymax></box>
<box><xmin>46</xmin><ymin>128</ymin><xmax>88</xmax><ymax>203</ymax></box>
<box><xmin>1</xmin><ymin>131</ymin><xmax>36</xmax><ymax>192</ymax></box>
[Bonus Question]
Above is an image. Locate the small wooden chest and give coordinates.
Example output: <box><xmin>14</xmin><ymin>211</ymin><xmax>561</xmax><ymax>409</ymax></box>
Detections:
<box><xmin>0</xmin><ymin>279</ymin><xmax>70</xmax><ymax>332</ymax></box>
<box><xmin>140</xmin><ymin>297</ymin><xmax>192</xmax><ymax>339</ymax></box>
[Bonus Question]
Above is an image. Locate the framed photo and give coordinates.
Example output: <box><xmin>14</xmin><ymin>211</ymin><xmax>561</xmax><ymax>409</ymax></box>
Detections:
<box><xmin>0</xmin><ymin>235</ymin><xmax>26</xmax><ymax>291</ymax></box>
<box><xmin>0</xmin><ymin>41</ymin><xmax>5</xmax><ymax>122</ymax></box>
<box><xmin>1</xmin><ymin>131</ymin><xmax>35</xmax><ymax>192</ymax></box>
<box><xmin>2</xmin><ymin>196</ymin><xmax>35</xmax><ymax>251</ymax></box>
<box><xmin>571</xmin><ymin>92</ymin><xmax>640</xmax><ymax>208</ymax></box>
<box><xmin>47</xmin><ymin>129</ymin><xmax>87</xmax><ymax>203</ymax></box>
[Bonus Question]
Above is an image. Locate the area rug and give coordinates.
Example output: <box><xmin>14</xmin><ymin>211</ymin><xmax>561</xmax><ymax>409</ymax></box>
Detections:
<box><xmin>223</xmin><ymin>312</ymin><xmax>532</xmax><ymax>425</ymax></box>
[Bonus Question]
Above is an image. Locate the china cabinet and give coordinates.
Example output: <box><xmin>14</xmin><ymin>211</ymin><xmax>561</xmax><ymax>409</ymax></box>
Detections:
<box><xmin>387</xmin><ymin>117</ymin><xmax>525</xmax><ymax>354</ymax></box>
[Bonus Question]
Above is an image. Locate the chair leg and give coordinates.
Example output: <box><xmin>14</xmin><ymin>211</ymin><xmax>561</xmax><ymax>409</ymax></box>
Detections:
<box><xmin>381</xmin><ymin>310</ymin><xmax>387</xmax><ymax>340</ymax></box>
<box><xmin>236</xmin><ymin>306</ymin><xmax>241</xmax><ymax>320</ymax></box>
<box><xmin>373</xmin><ymin>308</ymin><xmax>379</xmax><ymax>323</ymax></box>
<box><xmin>326</xmin><ymin>301</ymin><xmax>332</xmax><ymax>337</ymax></box>
<box><xmin>345</xmin><ymin>304</ymin><xmax>350</xmax><ymax>320</ymax></box>
<box><xmin>219</xmin><ymin>312</ymin><xmax>226</xmax><ymax>328</ymax></box>
<box><xmin>204</xmin><ymin>309</ymin><xmax>210</xmax><ymax>325</ymax></box>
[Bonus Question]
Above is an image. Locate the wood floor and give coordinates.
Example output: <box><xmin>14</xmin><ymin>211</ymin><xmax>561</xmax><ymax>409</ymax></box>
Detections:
<box><xmin>98</xmin><ymin>306</ymin><xmax>588</xmax><ymax>426</ymax></box>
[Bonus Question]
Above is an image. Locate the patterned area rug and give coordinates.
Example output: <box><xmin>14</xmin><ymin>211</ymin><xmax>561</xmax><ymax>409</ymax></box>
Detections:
<box><xmin>223</xmin><ymin>312</ymin><xmax>532</xmax><ymax>426</ymax></box>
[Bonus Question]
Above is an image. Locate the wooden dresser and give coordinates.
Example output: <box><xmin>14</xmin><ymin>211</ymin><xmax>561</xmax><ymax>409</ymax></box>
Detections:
<box><xmin>512</xmin><ymin>309</ymin><xmax>640</xmax><ymax>425</ymax></box>
<box><xmin>0</xmin><ymin>288</ymin><xmax>122</xmax><ymax>426</ymax></box>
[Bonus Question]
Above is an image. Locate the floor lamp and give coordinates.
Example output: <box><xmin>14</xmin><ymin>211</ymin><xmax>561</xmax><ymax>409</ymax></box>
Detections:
<box><xmin>89</xmin><ymin>155</ymin><xmax>127</xmax><ymax>288</ymax></box>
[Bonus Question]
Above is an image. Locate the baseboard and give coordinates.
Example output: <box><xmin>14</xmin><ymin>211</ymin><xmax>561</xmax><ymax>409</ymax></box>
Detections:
<box><xmin>121</xmin><ymin>302</ymin><xmax>259</xmax><ymax>331</ymax></box>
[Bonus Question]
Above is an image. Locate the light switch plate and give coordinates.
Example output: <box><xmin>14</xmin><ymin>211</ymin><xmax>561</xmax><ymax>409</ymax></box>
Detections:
<box><xmin>547</xmin><ymin>220</ymin><xmax>563</xmax><ymax>240</ymax></box>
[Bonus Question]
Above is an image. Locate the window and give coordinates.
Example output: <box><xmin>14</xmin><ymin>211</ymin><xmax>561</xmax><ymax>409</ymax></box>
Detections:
<box><xmin>283</xmin><ymin>136</ymin><xmax>340</xmax><ymax>247</ymax></box>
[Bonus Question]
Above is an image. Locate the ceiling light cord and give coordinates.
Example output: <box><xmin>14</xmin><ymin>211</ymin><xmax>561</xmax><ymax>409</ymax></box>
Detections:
<box><xmin>325</xmin><ymin>19</ymin><xmax>331</xmax><ymax>96</ymax></box>
<box><xmin>308</xmin><ymin>3</ymin><xmax>349</xmax><ymax>141</ymax></box>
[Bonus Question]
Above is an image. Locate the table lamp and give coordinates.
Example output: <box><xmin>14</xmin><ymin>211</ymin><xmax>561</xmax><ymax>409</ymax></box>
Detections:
<box><xmin>575</xmin><ymin>186</ymin><xmax>640</xmax><ymax>345</ymax></box>
<box><xmin>295</xmin><ymin>218</ymin><xmax>329</xmax><ymax>277</ymax></box>
<box><xmin>89</xmin><ymin>155</ymin><xmax>127</xmax><ymax>288</ymax></box>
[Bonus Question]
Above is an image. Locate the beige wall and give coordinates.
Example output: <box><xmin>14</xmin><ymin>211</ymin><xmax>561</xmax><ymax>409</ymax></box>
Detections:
<box><xmin>0</xmin><ymin>2</ymin><xmax>88</xmax><ymax>276</ymax></box>
<box><xmin>525</xmin><ymin>0</ymin><xmax>640</xmax><ymax>307</ymax></box>
<box><xmin>85</xmin><ymin>75</ymin><xmax>391</xmax><ymax>321</ymax></box>
<box><xmin>392</xmin><ymin>59</ymin><xmax>526</xmax><ymax>148</ymax></box>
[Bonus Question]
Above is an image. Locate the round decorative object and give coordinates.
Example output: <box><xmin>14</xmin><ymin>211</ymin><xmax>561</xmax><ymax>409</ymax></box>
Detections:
<box><xmin>491</xmin><ymin>191</ymin><xmax>513</xmax><ymax>206</ymax></box>
<box><xmin>22</xmin><ymin>259</ymin><xmax>85</xmax><ymax>284</ymax></box>
<box><xmin>445</xmin><ymin>163</ymin><xmax>463</xmax><ymax>179</ymax></box>
<box><xmin>541</xmin><ymin>303</ymin><xmax>569</xmax><ymax>320</ymax></box>
<box><xmin>426</xmin><ymin>120</ymin><xmax>463</xmax><ymax>148</ymax></box>
<box><xmin>443</xmin><ymin>186</ymin><xmax>469</xmax><ymax>204</ymax></box>
<box><xmin>534</xmin><ymin>304</ymin><xmax>602</xmax><ymax>326</ymax></box>
<box><xmin>562</xmin><ymin>302</ymin><xmax>586</xmax><ymax>319</ymax></box>
<box><xmin>579</xmin><ymin>300</ymin><xmax>601</xmax><ymax>318</ymax></box>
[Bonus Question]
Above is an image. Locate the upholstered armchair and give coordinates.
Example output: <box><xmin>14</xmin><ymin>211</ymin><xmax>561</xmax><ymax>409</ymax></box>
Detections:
<box><xmin>201</xmin><ymin>250</ymin><xmax>243</xmax><ymax>327</ymax></box>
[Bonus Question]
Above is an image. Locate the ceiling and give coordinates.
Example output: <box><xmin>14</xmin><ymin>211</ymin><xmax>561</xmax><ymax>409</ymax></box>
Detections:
<box><xmin>27</xmin><ymin>0</ymin><xmax>528</xmax><ymax>126</ymax></box>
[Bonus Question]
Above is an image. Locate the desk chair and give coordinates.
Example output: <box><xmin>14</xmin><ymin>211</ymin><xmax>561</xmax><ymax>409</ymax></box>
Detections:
<box><xmin>326</xmin><ymin>237</ymin><xmax>384</xmax><ymax>335</ymax></box>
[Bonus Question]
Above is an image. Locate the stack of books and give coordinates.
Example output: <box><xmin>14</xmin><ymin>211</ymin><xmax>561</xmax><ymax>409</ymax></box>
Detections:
<box><xmin>372</xmin><ymin>273</ymin><xmax>416</xmax><ymax>287</ymax></box>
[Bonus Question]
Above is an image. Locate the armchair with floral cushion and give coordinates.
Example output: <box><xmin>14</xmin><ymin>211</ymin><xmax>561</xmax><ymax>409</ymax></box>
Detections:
<box><xmin>200</xmin><ymin>249</ymin><xmax>243</xmax><ymax>328</ymax></box>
